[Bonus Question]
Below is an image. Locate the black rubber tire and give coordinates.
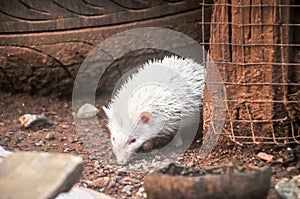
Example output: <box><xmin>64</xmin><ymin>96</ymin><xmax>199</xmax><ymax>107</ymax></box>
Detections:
<box><xmin>0</xmin><ymin>0</ymin><xmax>212</xmax><ymax>96</ymax></box>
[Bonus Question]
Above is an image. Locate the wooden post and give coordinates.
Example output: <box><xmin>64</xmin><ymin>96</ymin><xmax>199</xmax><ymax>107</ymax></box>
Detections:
<box><xmin>205</xmin><ymin>0</ymin><xmax>293</xmax><ymax>144</ymax></box>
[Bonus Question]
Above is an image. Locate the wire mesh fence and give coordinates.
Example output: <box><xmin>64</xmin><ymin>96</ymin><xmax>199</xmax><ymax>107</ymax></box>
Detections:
<box><xmin>200</xmin><ymin>0</ymin><xmax>300</xmax><ymax>145</ymax></box>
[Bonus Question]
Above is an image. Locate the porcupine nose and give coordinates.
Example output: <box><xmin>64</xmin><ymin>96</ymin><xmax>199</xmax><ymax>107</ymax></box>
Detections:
<box><xmin>113</xmin><ymin>146</ymin><xmax>131</xmax><ymax>165</ymax></box>
<box><xmin>117</xmin><ymin>159</ymin><xmax>127</xmax><ymax>165</ymax></box>
<box><xmin>116</xmin><ymin>155</ymin><xmax>130</xmax><ymax>165</ymax></box>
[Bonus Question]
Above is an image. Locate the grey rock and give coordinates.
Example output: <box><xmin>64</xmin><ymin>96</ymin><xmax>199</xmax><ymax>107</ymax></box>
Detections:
<box><xmin>45</xmin><ymin>132</ymin><xmax>55</xmax><ymax>140</ymax></box>
<box><xmin>275</xmin><ymin>175</ymin><xmax>300</xmax><ymax>199</ymax></box>
<box><xmin>0</xmin><ymin>152</ymin><xmax>83</xmax><ymax>199</ymax></box>
<box><xmin>88</xmin><ymin>155</ymin><xmax>98</xmax><ymax>160</ymax></box>
<box><xmin>76</xmin><ymin>103</ymin><xmax>99</xmax><ymax>119</ymax></box>
<box><xmin>138</xmin><ymin>187</ymin><xmax>145</xmax><ymax>193</ymax></box>
<box><xmin>81</xmin><ymin>180</ymin><xmax>93</xmax><ymax>187</ymax></box>
<box><xmin>19</xmin><ymin>114</ymin><xmax>48</xmax><ymax>128</ymax></box>
<box><xmin>126</xmin><ymin>190</ymin><xmax>132</xmax><ymax>197</ymax></box>
<box><xmin>119</xmin><ymin>176</ymin><xmax>140</xmax><ymax>185</ymax></box>
<box><xmin>121</xmin><ymin>185</ymin><xmax>133</xmax><ymax>193</ymax></box>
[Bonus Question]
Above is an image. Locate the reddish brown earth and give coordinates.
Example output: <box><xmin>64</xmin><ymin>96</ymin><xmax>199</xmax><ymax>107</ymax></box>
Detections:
<box><xmin>0</xmin><ymin>92</ymin><xmax>299</xmax><ymax>198</ymax></box>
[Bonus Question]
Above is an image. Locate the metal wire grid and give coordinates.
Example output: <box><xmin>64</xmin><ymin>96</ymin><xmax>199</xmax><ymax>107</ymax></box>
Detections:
<box><xmin>200</xmin><ymin>1</ymin><xmax>300</xmax><ymax>145</ymax></box>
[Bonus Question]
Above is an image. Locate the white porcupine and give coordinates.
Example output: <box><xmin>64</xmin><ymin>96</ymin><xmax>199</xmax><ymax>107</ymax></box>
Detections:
<box><xmin>103</xmin><ymin>56</ymin><xmax>205</xmax><ymax>165</ymax></box>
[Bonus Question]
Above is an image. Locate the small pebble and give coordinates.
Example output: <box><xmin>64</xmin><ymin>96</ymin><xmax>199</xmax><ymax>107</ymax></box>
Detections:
<box><xmin>35</xmin><ymin>140</ymin><xmax>44</xmax><ymax>146</ymax></box>
<box><xmin>89</xmin><ymin>155</ymin><xmax>97</xmax><ymax>160</ymax></box>
<box><xmin>119</xmin><ymin>176</ymin><xmax>140</xmax><ymax>185</ymax></box>
<box><xmin>177</xmin><ymin>157</ymin><xmax>184</xmax><ymax>161</ymax></box>
<box><xmin>121</xmin><ymin>185</ymin><xmax>133</xmax><ymax>193</ymax></box>
<box><xmin>61</xmin><ymin>124</ymin><xmax>70</xmax><ymax>129</ymax></box>
<box><xmin>81</xmin><ymin>180</ymin><xmax>93</xmax><ymax>187</ymax></box>
<box><xmin>48</xmin><ymin>111</ymin><xmax>57</xmax><ymax>115</ymax></box>
<box><xmin>92</xmin><ymin>149</ymin><xmax>100</xmax><ymax>153</ymax></box>
<box><xmin>117</xmin><ymin>168</ymin><xmax>127</xmax><ymax>176</ymax></box>
<box><xmin>107</xmin><ymin>180</ymin><xmax>116</xmax><ymax>189</ymax></box>
<box><xmin>136</xmin><ymin>175</ymin><xmax>142</xmax><ymax>179</ymax></box>
<box><xmin>63</xmin><ymin>102</ymin><xmax>69</xmax><ymax>108</ymax></box>
<box><xmin>126</xmin><ymin>191</ymin><xmax>132</xmax><ymax>197</ymax></box>
<box><xmin>88</xmin><ymin>169</ymin><xmax>95</xmax><ymax>174</ymax></box>
<box><xmin>136</xmin><ymin>191</ymin><xmax>143</xmax><ymax>197</ymax></box>
<box><xmin>104</xmin><ymin>165</ymin><xmax>113</xmax><ymax>170</ymax></box>
<box><xmin>94</xmin><ymin>160</ymin><xmax>100</xmax><ymax>168</ymax></box>
<box><xmin>187</xmin><ymin>161</ymin><xmax>194</xmax><ymax>167</ymax></box>
<box><xmin>155</xmin><ymin>155</ymin><xmax>162</xmax><ymax>161</ymax></box>
<box><xmin>71</xmin><ymin>138</ymin><xmax>78</xmax><ymax>143</ymax></box>
<box><xmin>92</xmin><ymin>177</ymin><xmax>110</xmax><ymax>187</ymax></box>
<box><xmin>257</xmin><ymin>152</ymin><xmax>274</xmax><ymax>162</ymax></box>
<box><xmin>99</xmin><ymin>188</ymin><xmax>105</xmax><ymax>192</ymax></box>
<box><xmin>5</xmin><ymin>132</ymin><xmax>14</xmax><ymax>137</ymax></box>
<box><xmin>139</xmin><ymin>187</ymin><xmax>145</xmax><ymax>193</ymax></box>
<box><xmin>115</xmin><ymin>176</ymin><xmax>122</xmax><ymax>182</ymax></box>
<box><xmin>16</xmin><ymin>137</ymin><xmax>23</xmax><ymax>144</ymax></box>
<box><xmin>45</xmin><ymin>132</ymin><xmax>55</xmax><ymax>140</ymax></box>
<box><xmin>286</xmin><ymin>166</ymin><xmax>296</xmax><ymax>173</ymax></box>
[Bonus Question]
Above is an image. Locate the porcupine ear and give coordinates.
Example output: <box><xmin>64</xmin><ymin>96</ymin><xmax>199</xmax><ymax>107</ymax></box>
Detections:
<box><xmin>138</xmin><ymin>112</ymin><xmax>151</xmax><ymax>124</ymax></box>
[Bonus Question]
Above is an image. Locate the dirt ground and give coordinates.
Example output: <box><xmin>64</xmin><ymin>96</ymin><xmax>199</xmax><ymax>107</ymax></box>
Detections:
<box><xmin>0</xmin><ymin>92</ymin><xmax>299</xmax><ymax>199</ymax></box>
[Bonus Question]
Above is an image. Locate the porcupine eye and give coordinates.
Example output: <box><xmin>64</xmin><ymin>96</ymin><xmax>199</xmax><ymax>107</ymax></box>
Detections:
<box><xmin>128</xmin><ymin>138</ymin><xmax>136</xmax><ymax>145</ymax></box>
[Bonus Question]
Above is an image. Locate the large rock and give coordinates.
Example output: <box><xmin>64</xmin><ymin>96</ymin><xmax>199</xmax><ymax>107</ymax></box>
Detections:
<box><xmin>0</xmin><ymin>146</ymin><xmax>12</xmax><ymax>164</ymax></box>
<box><xmin>0</xmin><ymin>146</ymin><xmax>12</xmax><ymax>157</ymax></box>
<box><xmin>56</xmin><ymin>186</ymin><xmax>112</xmax><ymax>199</ymax></box>
<box><xmin>0</xmin><ymin>152</ymin><xmax>83</xmax><ymax>199</ymax></box>
<box><xmin>275</xmin><ymin>175</ymin><xmax>300</xmax><ymax>199</ymax></box>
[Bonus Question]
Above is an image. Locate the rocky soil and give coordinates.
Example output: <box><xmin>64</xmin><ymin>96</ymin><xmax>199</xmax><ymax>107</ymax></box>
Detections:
<box><xmin>0</xmin><ymin>92</ymin><xmax>299</xmax><ymax>198</ymax></box>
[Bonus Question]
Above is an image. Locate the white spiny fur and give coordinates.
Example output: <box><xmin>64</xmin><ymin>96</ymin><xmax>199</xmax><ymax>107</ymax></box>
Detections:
<box><xmin>104</xmin><ymin>56</ymin><xmax>205</xmax><ymax>164</ymax></box>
